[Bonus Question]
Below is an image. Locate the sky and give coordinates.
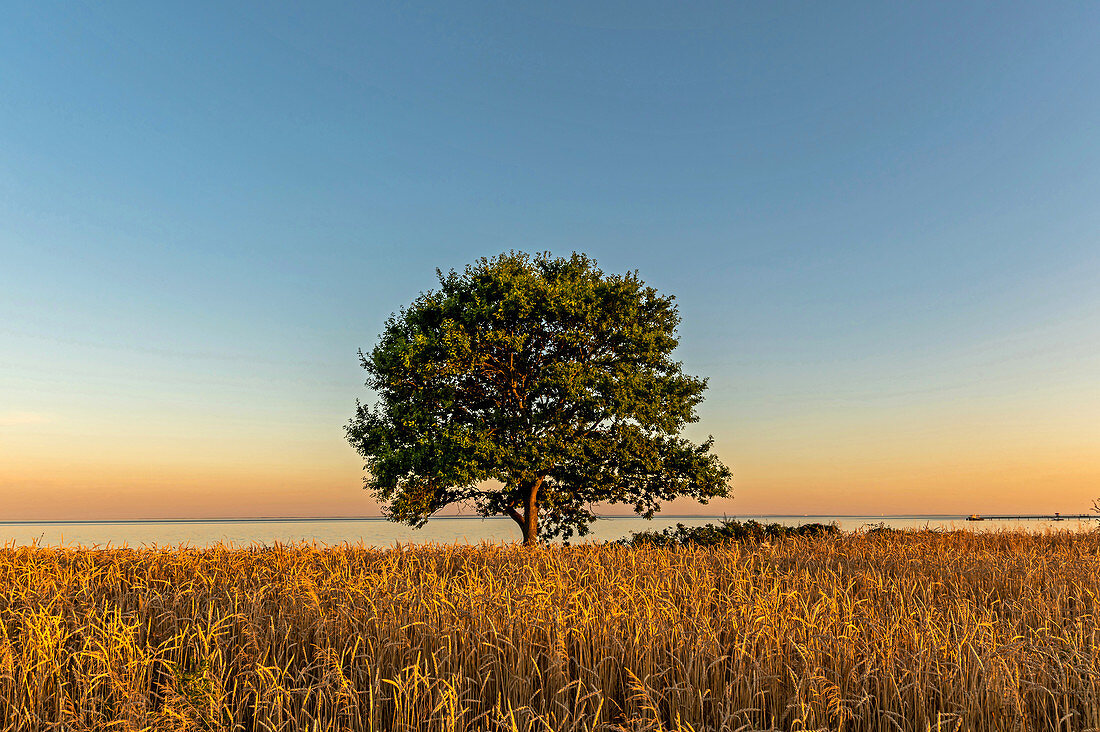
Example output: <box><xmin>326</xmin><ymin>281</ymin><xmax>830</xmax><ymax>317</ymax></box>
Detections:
<box><xmin>2</xmin><ymin>2</ymin><xmax>1099</xmax><ymax>520</ymax></box>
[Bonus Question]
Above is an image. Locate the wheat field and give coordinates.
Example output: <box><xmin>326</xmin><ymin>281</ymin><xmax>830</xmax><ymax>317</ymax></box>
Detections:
<box><xmin>2</xmin><ymin>531</ymin><xmax>1099</xmax><ymax>731</ymax></box>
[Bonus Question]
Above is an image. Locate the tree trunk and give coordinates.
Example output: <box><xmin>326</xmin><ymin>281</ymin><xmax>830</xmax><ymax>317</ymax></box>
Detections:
<box><xmin>508</xmin><ymin>475</ymin><xmax>545</xmax><ymax>546</ymax></box>
<box><xmin>522</xmin><ymin>481</ymin><xmax>539</xmax><ymax>545</ymax></box>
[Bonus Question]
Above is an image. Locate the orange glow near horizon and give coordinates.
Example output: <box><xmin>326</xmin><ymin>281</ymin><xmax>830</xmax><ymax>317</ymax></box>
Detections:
<box><xmin>3</xmin><ymin>390</ymin><xmax>1098</xmax><ymax>520</ymax></box>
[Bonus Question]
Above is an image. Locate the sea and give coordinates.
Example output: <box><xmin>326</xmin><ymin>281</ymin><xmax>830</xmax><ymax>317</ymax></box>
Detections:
<box><xmin>0</xmin><ymin>515</ymin><xmax>1095</xmax><ymax>548</ymax></box>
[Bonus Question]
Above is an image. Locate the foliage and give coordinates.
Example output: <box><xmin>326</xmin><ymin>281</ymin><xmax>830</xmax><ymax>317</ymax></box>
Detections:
<box><xmin>624</xmin><ymin>518</ymin><xmax>839</xmax><ymax>546</ymax></box>
<box><xmin>347</xmin><ymin>251</ymin><xmax>732</xmax><ymax>543</ymax></box>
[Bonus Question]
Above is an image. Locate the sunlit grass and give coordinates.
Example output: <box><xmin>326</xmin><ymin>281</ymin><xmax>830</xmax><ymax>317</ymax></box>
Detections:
<box><xmin>2</xmin><ymin>531</ymin><xmax>1099</xmax><ymax>730</ymax></box>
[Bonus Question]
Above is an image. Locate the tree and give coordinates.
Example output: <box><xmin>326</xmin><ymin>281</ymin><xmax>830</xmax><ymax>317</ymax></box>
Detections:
<box><xmin>346</xmin><ymin>252</ymin><xmax>732</xmax><ymax>544</ymax></box>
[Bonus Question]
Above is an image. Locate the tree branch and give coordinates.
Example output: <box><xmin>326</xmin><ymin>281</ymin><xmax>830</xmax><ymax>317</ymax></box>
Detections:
<box><xmin>503</xmin><ymin>505</ymin><xmax>523</xmax><ymax>526</ymax></box>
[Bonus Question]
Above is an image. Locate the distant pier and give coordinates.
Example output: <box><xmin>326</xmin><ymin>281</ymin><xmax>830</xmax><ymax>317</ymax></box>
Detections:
<box><xmin>966</xmin><ymin>513</ymin><xmax>1097</xmax><ymax>522</ymax></box>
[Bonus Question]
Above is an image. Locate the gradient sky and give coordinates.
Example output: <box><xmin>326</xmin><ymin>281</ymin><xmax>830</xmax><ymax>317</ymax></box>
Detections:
<box><xmin>2</xmin><ymin>2</ymin><xmax>1099</xmax><ymax>520</ymax></box>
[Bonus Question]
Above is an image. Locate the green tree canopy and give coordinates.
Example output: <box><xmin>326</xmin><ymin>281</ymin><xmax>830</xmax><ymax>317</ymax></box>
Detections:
<box><xmin>347</xmin><ymin>252</ymin><xmax>731</xmax><ymax>544</ymax></box>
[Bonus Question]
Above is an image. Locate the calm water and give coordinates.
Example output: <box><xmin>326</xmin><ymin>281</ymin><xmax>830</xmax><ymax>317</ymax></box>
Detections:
<box><xmin>0</xmin><ymin>515</ymin><xmax>1095</xmax><ymax>548</ymax></box>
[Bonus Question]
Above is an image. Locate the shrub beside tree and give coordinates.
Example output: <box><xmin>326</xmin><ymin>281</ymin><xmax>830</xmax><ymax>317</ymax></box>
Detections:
<box><xmin>624</xmin><ymin>519</ymin><xmax>839</xmax><ymax>547</ymax></box>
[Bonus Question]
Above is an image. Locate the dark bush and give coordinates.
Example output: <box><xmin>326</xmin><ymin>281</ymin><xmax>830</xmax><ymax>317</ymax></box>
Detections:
<box><xmin>623</xmin><ymin>518</ymin><xmax>839</xmax><ymax>547</ymax></box>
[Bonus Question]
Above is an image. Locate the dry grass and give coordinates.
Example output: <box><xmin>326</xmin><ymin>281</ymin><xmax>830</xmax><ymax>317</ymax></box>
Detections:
<box><xmin>2</xmin><ymin>531</ymin><xmax>1100</xmax><ymax>731</ymax></box>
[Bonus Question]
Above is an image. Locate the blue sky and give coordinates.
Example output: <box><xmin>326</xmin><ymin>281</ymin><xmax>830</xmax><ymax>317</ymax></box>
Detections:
<box><xmin>2</xmin><ymin>2</ymin><xmax>1098</xmax><ymax>518</ymax></box>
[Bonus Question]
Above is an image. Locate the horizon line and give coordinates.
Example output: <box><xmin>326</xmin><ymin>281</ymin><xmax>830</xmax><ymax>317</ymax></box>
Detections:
<box><xmin>0</xmin><ymin>514</ymin><xmax>982</xmax><ymax>525</ymax></box>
